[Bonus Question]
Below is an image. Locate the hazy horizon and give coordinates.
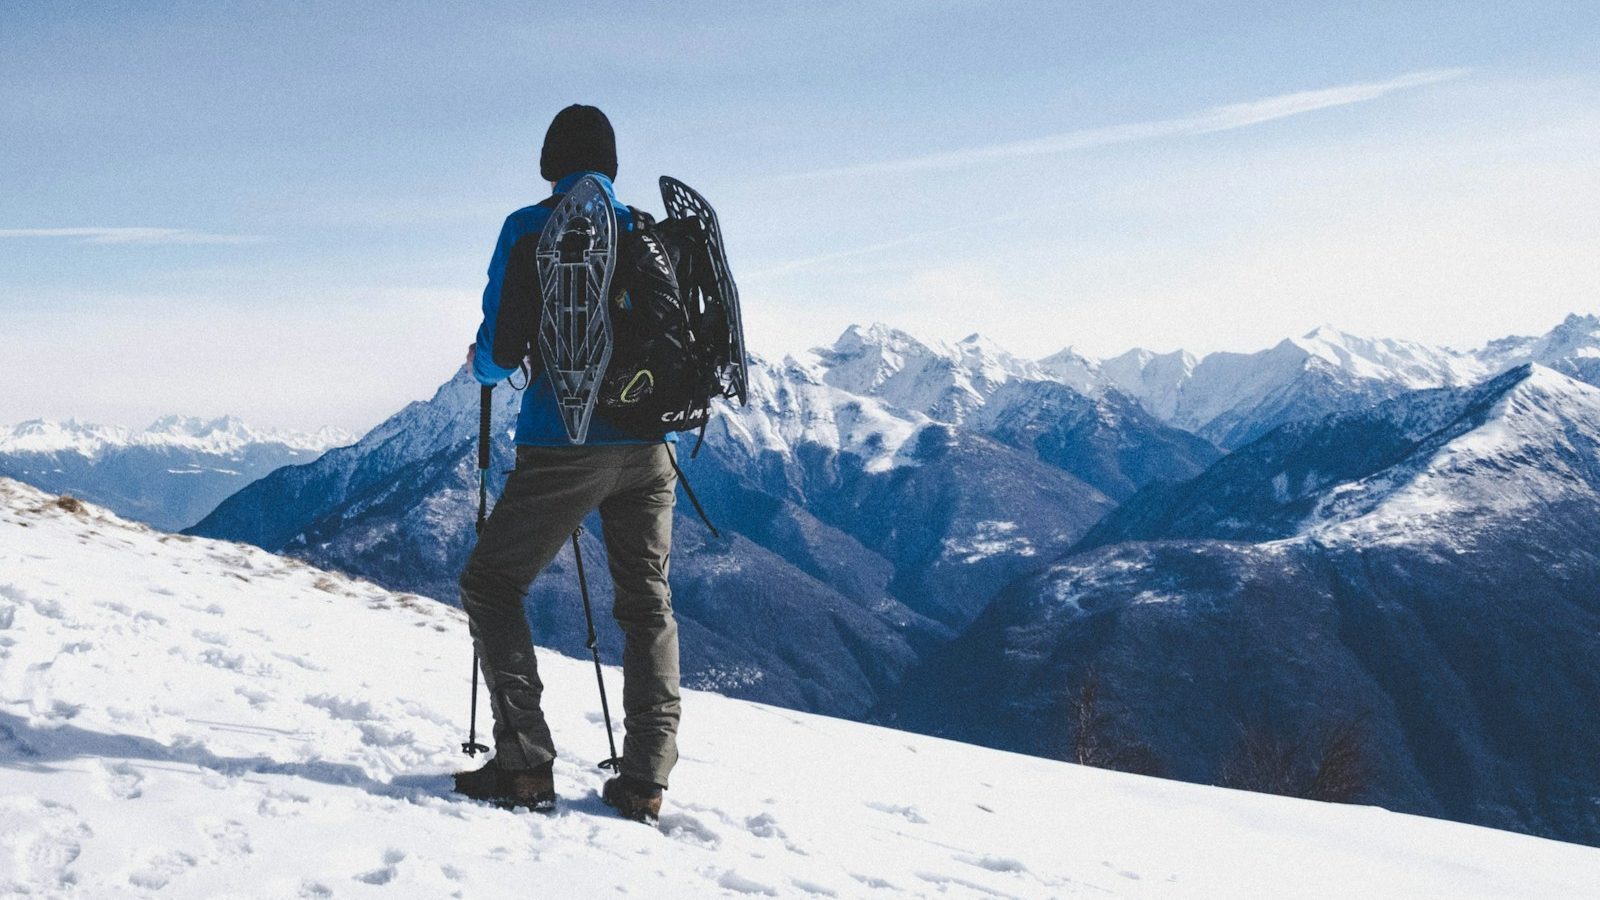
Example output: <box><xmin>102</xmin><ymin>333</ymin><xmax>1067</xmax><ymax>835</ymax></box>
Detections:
<box><xmin>4</xmin><ymin>309</ymin><xmax>1595</xmax><ymax>434</ymax></box>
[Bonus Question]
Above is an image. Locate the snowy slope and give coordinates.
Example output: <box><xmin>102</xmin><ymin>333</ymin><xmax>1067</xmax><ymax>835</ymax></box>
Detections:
<box><xmin>1304</xmin><ymin>364</ymin><xmax>1600</xmax><ymax>545</ymax></box>
<box><xmin>716</xmin><ymin>352</ymin><xmax>932</xmax><ymax>475</ymax></box>
<box><xmin>3</xmin><ymin>479</ymin><xmax>1598</xmax><ymax>898</ymax></box>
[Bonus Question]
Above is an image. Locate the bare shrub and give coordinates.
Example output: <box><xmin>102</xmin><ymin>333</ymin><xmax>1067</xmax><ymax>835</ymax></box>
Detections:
<box><xmin>1302</xmin><ymin>717</ymin><xmax>1371</xmax><ymax>803</ymax></box>
<box><xmin>1219</xmin><ymin>715</ymin><xmax>1370</xmax><ymax>803</ymax></box>
<box><xmin>54</xmin><ymin>495</ymin><xmax>86</xmax><ymax>514</ymax></box>
<box><xmin>1070</xmin><ymin>668</ymin><xmax>1164</xmax><ymax>777</ymax></box>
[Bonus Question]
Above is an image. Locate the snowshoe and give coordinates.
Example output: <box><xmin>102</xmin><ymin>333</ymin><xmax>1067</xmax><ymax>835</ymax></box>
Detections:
<box><xmin>659</xmin><ymin>176</ymin><xmax>748</xmax><ymax>407</ymax></box>
<box><xmin>537</xmin><ymin>174</ymin><xmax>619</xmax><ymax>444</ymax></box>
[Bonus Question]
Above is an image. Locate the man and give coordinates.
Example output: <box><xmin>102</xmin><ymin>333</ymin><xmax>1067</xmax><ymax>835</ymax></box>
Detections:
<box><xmin>454</xmin><ymin>104</ymin><xmax>680</xmax><ymax>824</ymax></box>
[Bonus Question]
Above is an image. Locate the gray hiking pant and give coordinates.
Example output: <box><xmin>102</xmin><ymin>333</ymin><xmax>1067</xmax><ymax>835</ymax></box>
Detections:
<box><xmin>458</xmin><ymin>442</ymin><xmax>681</xmax><ymax>788</ymax></box>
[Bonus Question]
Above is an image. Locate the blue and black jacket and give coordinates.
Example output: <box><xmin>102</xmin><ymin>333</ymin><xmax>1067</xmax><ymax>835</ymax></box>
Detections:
<box><xmin>471</xmin><ymin>171</ymin><xmax>672</xmax><ymax>446</ymax></box>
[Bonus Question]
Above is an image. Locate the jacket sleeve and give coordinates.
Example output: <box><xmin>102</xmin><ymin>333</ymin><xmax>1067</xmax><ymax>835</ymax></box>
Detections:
<box><xmin>471</xmin><ymin>215</ymin><xmax>521</xmax><ymax>385</ymax></box>
<box><xmin>491</xmin><ymin>232</ymin><xmax>545</xmax><ymax>378</ymax></box>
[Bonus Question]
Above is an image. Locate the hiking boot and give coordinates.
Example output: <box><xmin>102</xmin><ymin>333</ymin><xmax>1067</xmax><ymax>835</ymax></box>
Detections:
<box><xmin>602</xmin><ymin>774</ymin><xmax>663</xmax><ymax>824</ymax></box>
<box><xmin>502</xmin><ymin>763</ymin><xmax>558</xmax><ymax>814</ymax></box>
<box><xmin>451</xmin><ymin>756</ymin><xmax>505</xmax><ymax>802</ymax></box>
<box><xmin>451</xmin><ymin>758</ymin><xmax>558</xmax><ymax>813</ymax></box>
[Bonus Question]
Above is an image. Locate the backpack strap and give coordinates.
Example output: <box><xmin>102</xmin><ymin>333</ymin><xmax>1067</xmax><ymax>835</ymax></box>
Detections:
<box><xmin>664</xmin><ymin>440</ymin><xmax>719</xmax><ymax>537</ymax></box>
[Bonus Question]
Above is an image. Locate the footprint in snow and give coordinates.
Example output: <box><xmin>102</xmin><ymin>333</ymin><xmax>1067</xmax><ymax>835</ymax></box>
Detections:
<box><xmin>864</xmin><ymin>800</ymin><xmax>928</xmax><ymax>824</ymax></box>
<box><xmin>274</xmin><ymin>651</ymin><xmax>328</xmax><ymax>672</ymax></box>
<box><xmin>848</xmin><ymin>872</ymin><xmax>898</xmax><ymax>891</ymax></box>
<box><xmin>42</xmin><ymin>699</ymin><xmax>83</xmax><ymax>721</ymax></box>
<box><xmin>0</xmin><ymin>797</ymin><xmax>91</xmax><ymax>891</ymax></box>
<box><xmin>99</xmin><ymin>760</ymin><xmax>145</xmax><ymax>800</ymax></box>
<box><xmin>957</xmin><ymin>853</ymin><xmax>1030</xmax><ymax>875</ymax></box>
<box><xmin>357</xmin><ymin>721</ymin><xmax>416</xmax><ymax>749</ymax></box>
<box><xmin>744</xmin><ymin>811</ymin><xmax>786</xmax><ymax>839</ymax></box>
<box><xmin>716</xmin><ymin>869</ymin><xmax>778</xmax><ymax>895</ymax></box>
<box><xmin>234</xmin><ymin>685</ymin><xmax>273</xmax><ymax>708</ymax></box>
<box><xmin>199</xmin><ymin>818</ymin><xmax>253</xmax><ymax>857</ymax></box>
<box><xmin>305</xmin><ymin>694</ymin><xmax>376</xmax><ymax>721</ymax></box>
<box><xmin>915</xmin><ymin>870</ymin><xmax>1026</xmax><ymax>899</ymax></box>
<box><xmin>355</xmin><ymin>848</ymin><xmax>406</xmax><ymax>886</ymax></box>
<box><xmin>0</xmin><ymin>584</ymin><xmax>66</xmax><ymax>621</ymax></box>
<box><xmin>127</xmin><ymin>849</ymin><xmax>199</xmax><ymax>890</ymax></box>
<box><xmin>659</xmin><ymin>811</ymin><xmax>721</xmax><ymax>848</ymax></box>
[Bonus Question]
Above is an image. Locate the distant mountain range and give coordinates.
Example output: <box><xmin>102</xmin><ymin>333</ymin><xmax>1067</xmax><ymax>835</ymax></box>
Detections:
<box><xmin>1055</xmin><ymin>312</ymin><xmax>1600</xmax><ymax>448</ymax></box>
<box><xmin>18</xmin><ymin>312</ymin><xmax>1600</xmax><ymax>845</ymax></box>
<box><xmin>895</xmin><ymin>363</ymin><xmax>1600</xmax><ymax>844</ymax></box>
<box><xmin>0</xmin><ymin>416</ymin><xmax>352</xmax><ymax>530</ymax></box>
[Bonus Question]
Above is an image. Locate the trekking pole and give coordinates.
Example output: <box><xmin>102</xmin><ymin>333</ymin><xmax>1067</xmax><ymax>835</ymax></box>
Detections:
<box><xmin>572</xmin><ymin>527</ymin><xmax>622</xmax><ymax>772</ymax></box>
<box><xmin>461</xmin><ymin>383</ymin><xmax>493</xmax><ymax>758</ymax></box>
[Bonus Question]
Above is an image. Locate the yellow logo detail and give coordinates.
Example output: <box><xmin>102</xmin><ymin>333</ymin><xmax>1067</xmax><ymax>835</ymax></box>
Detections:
<box><xmin>620</xmin><ymin>370</ymin><xmax>654</xmax><ymax>404</ymax></box>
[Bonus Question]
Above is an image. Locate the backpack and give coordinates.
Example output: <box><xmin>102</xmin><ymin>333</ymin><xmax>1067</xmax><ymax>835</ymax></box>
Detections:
<box><xmin>592</xmin><ymin>209</ymin><xmax>724</xmax><ymax>442</ymax></box>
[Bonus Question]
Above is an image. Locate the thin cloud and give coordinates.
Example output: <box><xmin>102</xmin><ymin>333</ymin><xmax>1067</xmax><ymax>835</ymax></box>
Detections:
<box><xmin>0</xmin><ymin>227</ymin><xmax>262</xmax><ymax>245</ymax></box>
<box><xmin>790</xmin><ymin>68</ymin><xmax>1470</xmax><ymax>180</ymax></box>
<box><xmin>745</xmin><ymin>213</ymin><xmax>1023</xmax><ymax>279</ymax></box>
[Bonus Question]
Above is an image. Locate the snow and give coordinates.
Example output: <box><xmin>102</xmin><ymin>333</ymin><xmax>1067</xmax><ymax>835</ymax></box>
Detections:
<box><xmin>715</xmin><ymin>353</ymin><xmax>928</xmax><ymax>473</ymax></box>
<box><xmin>3</xmin><ymin>477</ymin><xmax>1599</xmax><ymax>898</ymax></box>
<box><xmin>1287</xmin><ymin>325</ymin><xmax>1487</xmax><ymax>389</ymax></box>
<box><xmin>1304</xmin><ymin>366</ymin><xmax>1600</xmax><ymax>545</ymax></box>
<box><xmin>942</xmin><ymin>520</ymin><xmax>1037</xmax><ymax>564</ymax></box>
<box><xmin>1098</xmin><ymin>348</ymin><xmax>1196</xmax><ymax>421</ymax></box>
<box><xmin>1037</xmin><ymin>347</ymin><xmax>1102</xmax><ymax>397</ymax></box>
<box><xmin>811</xmin><ymin>324</ymin><xmax>1043</xmax><ymax>425</ymax></box>
<box><xmin>1039</xmin><ymin>314</ymin><xmax>1600</xmax><ymax>439</ymax></box>
<box><xmin>0</xmin><ymin>416</ymin><xmax>354</xmax><ymax>458</ymax></box>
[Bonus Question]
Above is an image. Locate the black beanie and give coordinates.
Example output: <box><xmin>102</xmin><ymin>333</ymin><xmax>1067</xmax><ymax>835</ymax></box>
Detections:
<box><xmin>539</xmin><ymin>104</ymin><xmax>618</xmax><ymax>182</ymax></box>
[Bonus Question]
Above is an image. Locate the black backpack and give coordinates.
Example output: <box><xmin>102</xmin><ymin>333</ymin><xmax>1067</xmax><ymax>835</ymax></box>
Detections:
<box><xmin>593</xmin><ymin>209</ymin><xmax>724</xmax><ymax>441</ymax></box>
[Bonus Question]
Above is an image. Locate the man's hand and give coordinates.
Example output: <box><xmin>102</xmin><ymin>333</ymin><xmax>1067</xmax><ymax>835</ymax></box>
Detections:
<box><xmin>465</xmin><ymin>343</ymin><xmax>475</xmax><ymax>372</ymax></box>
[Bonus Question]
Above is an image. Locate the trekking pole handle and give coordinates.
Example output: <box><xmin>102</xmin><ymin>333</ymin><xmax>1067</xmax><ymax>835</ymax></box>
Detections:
<box><xmin>478</xmin><ymin>384</ymin><xmax>493</xmax><ymax>471</ymax></box>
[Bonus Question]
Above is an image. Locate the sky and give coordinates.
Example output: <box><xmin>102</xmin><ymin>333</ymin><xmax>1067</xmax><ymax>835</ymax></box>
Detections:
<box><xmin>3</xmin><ymin>1</ymin><xmax>1599</xmax><ymax>432</ymax></box>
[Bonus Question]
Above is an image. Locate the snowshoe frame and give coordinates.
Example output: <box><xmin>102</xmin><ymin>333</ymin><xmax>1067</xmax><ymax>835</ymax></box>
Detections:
<box><xmin>659</xmin><ymin>176</ymin><xmax>749</xmax><ymax>406</ymax></box>
<box><xmin>536</xmin><ymin>176</ymin><xmax>618</xmax><ymax>444</ymax></box>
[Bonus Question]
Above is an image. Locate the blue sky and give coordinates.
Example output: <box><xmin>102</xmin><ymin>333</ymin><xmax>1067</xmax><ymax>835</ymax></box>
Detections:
<box><xmin>3</xmin><ymin>2</ymin><xmax>1599</xmax><ymax>431</ymax></box>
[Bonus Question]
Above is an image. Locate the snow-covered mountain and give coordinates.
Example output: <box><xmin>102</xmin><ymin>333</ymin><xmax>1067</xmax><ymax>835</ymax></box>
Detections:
<box><xmin>0</xmin><ymin>415</ymin><xmax>352</xmax><ymax>530</ymax></box>
<box><xmin>1056</xmin><ymin>313</ymin><xmax>1600</xmax><ymax>448</ymax></box>
<box><xmin>1080</xmin><ymin>363</ymin><xmax>1600</xmax><ymax>547</ymax></box>
<box><xmin>695</xmin><ymin>339</ymin><xmax>1210</xmax><ymax>626</ymax></box>
<box><xmin>724</xmin><ymin>325</ymin><xmax>1223</xmax><ymax>500</ymax></box>
<box><xmin>808</xmin><ymin>323</ymin><xmax>1045</xmax><ymax>425</ymax></box>
<box><xmin>189</xmin><ymin>327</ymin><xmax>1214</xmax><ymax>696</ymax></box>
<box><xmin>5</xmin><ymin>478</ymin><xmax>1597</xmax><ymax>898</ymax></box>
<box><xmin>897</xmin><ymin>364</ymin><xmax>1600</xmax><ymax>846</ymax></box>
<box><xmin>189</xmin><ymin>367</ymin><xmax>943</xmax><ymax>719</ymax></box>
